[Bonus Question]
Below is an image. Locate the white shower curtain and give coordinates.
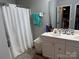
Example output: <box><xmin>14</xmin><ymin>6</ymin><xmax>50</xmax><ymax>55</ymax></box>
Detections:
<box><xmin>2</xmin><ymin>4</ymin><xmax>33</xmax><ymax>58</ymax></box>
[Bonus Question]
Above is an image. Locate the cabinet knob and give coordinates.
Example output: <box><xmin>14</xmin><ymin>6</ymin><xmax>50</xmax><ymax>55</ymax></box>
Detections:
<box><xmin>58</xmin><ymin>57</ymin><xmax>60</xmax><ymax>59</ymax></box>
<box><xmin>58</xmin><ymin>48</ymin><xmax>61</xmax><ymax>50</ymax></box>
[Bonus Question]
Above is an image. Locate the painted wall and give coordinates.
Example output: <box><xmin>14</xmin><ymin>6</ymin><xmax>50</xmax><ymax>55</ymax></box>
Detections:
<box><xmin>30</xmin><ymin>0</ymin><xmax>50</xmax><ymax>39</ymax></box>
<box><xmin>16</xmin><ymin>0</ymin><xmax>30</xmax><ymax>8</ymax></box>
<box><xmin>56</xmin><ymin>0</ymin><xmax>79</xmax><ymax>29</ymax></box>
<box><xmin>49</xmin><ymin>0</ymin><xmax>57</xmax><ymax>28</ymax></box>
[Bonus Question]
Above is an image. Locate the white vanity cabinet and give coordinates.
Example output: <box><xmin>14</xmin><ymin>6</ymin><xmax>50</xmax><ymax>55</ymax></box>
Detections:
<box><xmin>66</xmin><ymin>46</ymin><xmax>79</xmax><ymax>59</ymax></box>
<box><xmin>66</xmin><ymin>40</ymin><xmax>79</xmax><ymax>59</ymax></box>
<box><xmin>42</xmin><ymin>36</ymin><xmax>79</xmax><ymax>59</ymax></box>
<box><xmin>42</xmin><ymin>36</ymin><xmax>66</xmax><ymax>59</ymax></box>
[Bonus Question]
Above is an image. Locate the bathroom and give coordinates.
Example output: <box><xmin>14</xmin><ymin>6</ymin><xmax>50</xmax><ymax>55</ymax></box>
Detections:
<box><xmin>1</xmin><ymin>0</ymin><xmax>79</xmax><ymax>59</ymax></box>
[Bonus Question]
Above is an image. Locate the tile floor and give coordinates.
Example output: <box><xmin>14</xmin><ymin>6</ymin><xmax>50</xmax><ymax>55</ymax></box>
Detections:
<box><xmin>16</xmin><ymin>49</ymin><xmax>47</xmax><ymax>59</ymax></box>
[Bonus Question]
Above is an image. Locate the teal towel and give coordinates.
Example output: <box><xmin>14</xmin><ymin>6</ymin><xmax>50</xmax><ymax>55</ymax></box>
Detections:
<box><xmin>32</xmin><ymin>13</ymin><xmax>42</xmax><ymax>27</ymax></box>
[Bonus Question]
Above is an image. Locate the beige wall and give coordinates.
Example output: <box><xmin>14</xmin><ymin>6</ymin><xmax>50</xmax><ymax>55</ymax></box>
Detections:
<box><xmin>30</xmin><ymin>0</ymin><xmax>50</xmax><ymax>39</ymax></box>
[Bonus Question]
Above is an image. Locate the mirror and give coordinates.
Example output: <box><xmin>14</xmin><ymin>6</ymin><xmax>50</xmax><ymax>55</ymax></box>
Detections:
<box><xmin>57</xmin><ymin>6</ymin><xmax>70</xmax><ymax>29</ymax></box>
<box><xmin>49</xmin><ymin>1</ymin><xmax>71</xmax><ymax>29</ymax></box>
<box><xmin>75</xmin><ymin>5</ymin><xmax>79</xmax><ymax>30</ymax></box>
<box><xmin>49</xmin><ymin>0</ymin><xmax>79</xmax><ymax>29</ymax></box>
<box><xmin>62</xmin><ymin>6</ymin><xmax>70</xmax><ymax>29</ymax></box>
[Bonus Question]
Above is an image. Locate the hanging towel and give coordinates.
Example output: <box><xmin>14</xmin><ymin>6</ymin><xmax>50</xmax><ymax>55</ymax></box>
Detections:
<box><xmin>32</xmin><ymin>13</ymin><xmax>42</xmax><ymax>27</ymax></box>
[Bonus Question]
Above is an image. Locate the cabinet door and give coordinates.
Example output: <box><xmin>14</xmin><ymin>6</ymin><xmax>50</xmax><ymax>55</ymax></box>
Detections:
<box><xmin>55</xmin><ymin>44</ymin><xmax>65</xmax><ymax>59</ymax></box>
<box><xmin>66</xmin><ymin>46</ymin><xmax>79</xmax><ymax>59</ymax></box>
<box><xmin>42</xmin><ymin>42</ymin><xmax>54</xmax><ymax>59</ymax></box>
<box><xmin>42</xmin><ymin>37</ymin><xmax>54</xmax><ymax>59</ymax></box>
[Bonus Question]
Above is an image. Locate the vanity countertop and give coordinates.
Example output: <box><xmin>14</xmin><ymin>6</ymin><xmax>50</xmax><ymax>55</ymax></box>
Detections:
<box><xmin>42</xmin><ymin>32</ymin><xmax>79</xmax><ymax>42</ymax></box>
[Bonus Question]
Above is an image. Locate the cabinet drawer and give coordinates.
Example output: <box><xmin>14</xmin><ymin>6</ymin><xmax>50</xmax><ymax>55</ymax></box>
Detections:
<box><xmin>66</xmin><ymin>40</ymin><xmax>79</xmax><ymax>48</ymax></box>
<box><xmin>66</xmin><ymin>46</ymin><xmax>79</xmax><ymax>59</ymax></box>
<box><xmin>42</xmin><ymin>36</ymin><xmax>54</xmax><ymax>43</ymax></box>
<box><xmin>55</xmin><ymin>44</ymin><xmax>65</xmax><ymax>59</ymax></box>
<box><xmin>55</xmin><ymin>44</ymin><xmax>65</xmax><ymax>53</ymax></box>
<box><xmin>42</xmin><ymin>42</ymin><xmax>54</xmax><ymax>58</ymax></box>
<box><xmin>55</xmin><ymin>38</ymin><xmax>65</xmax><ymax>44</ymax></box>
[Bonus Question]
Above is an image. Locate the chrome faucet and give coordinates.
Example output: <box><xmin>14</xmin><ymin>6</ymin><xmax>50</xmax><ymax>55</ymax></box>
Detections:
<box><xmin>61</xmin><ymin>29</ymin><xmax>74</xmax><ymax>35</ymax></box>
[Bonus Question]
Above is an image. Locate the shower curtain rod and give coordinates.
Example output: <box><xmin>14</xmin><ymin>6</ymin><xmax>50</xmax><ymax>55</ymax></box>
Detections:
<box><xmin>0</xmin><ymin>2</ymin><xmax>28</xmax><ymax>8</ymax></box>
<box><xmin>0</xmin><ymin>2</ymin><xmax>9</xmax><ymax>6</ymax></box>
<box><xmin>0</xmin><ymin>2</ymin><xmax>18</xmax><ymax>6</ymax></box>
<box><xmin>0</xmin><ymin>2</ymin><xmax>31</xmax><ymax>14</ymax></box>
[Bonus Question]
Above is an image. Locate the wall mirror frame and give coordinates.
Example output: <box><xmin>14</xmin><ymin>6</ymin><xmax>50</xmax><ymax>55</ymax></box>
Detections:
<box><xmin>57</xmin><ymin>5</ymin><xmax>71</xmax><ymax>29</ymax></box>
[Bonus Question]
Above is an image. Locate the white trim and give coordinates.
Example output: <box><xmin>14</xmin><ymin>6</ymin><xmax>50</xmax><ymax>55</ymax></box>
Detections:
<box><xmin>57</xmin><ymin>5</ymin><xmax>71</xmax><ymax>8</ymax></box>
<box><xmin>69</xmin><ymin>5</ymin><xmax>73</xmax><ymax>28</ymax></box>
<box><xmin>75</xmin><ymin>3</ymin><xmax>79</xmax><ymax>5</ymax></box>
